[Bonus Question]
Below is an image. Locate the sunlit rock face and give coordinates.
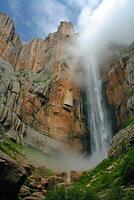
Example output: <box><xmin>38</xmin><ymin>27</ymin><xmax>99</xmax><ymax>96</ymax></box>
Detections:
<box><xmin>0</xmin><ymin>12</ymin><xmax>86</xmax><ymax>152</ymax></box>
<box><xmin>105</xmin><ymin>44</ymin><xmax>134</xmax><ymax>129</ymax></box>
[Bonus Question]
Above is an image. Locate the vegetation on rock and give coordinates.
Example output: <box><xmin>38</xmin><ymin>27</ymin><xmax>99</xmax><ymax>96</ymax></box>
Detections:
<box><xmin>45</xmin><ymin>147</ymin><xmax>134</xmax><ymax>200</ymax></box>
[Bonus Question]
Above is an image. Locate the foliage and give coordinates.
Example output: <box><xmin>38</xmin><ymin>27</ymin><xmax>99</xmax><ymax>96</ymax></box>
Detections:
<box><xmin>106</xmin><ymin>183</ymin><xmax>122</xmax><ymax>200</ymax></box>
<box><xmin>0</xmin><ymin>132</ymin><xmax>24</xmax><ymax>160</ymax></box>
<box><xmin>121</xmin><ymin>118</ymin><xmax>134</xmax><ymax>129</ymax></box>
<box><xmin>45</xmin><ymin>187</ymin><xmax>99</xmax><ymax>200</ymax></box>
<box><xmin>121</xmin><ymin>148</ymin><xmax>134</xmax><ymax>185</ymax></box>
<box><xmin>73</xmin><ymin>148</ymin><xmax>134</xmax><ymax>200</ymax></box>
<box><xmin>121</xmin><ymin>190</ymin><xmax>134</xmax><ymax>200</ymax></box>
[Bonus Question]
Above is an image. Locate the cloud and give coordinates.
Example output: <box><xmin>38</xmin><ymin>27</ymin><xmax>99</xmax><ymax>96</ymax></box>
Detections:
<box><xmin>66</xmin><ymin>0</ymin><xmax>134</xmax><ymax>158</ymax></box>
<box><xmin>29</xmin><ymin>0</ymin><xmax>102</xmax><ymax>37</ymax></box>
<box><xmin>31</xmin><ymin>0</ymin><xmax>71</xmax><ymax>37</ymax></box>
<box><xmin>65</xmin><ymin>0</ymin><xmax>100</xmax><ymax>9</ymax></box>
<box><xmin>7</xmin><ymin>0</ymin><xmax>21</xmax><ymax>17</ymax></box>
<box><xmin>5</xmin><ymin>0</ymin><xmax>102</xmax><ymax>40</ymax></box>
<box><xmin>77</xmin><ymin>0</ymin><xmax>134</xmax><ymax>57</ymax></box>
<box><xmin>7</xmin><ymin>0</ymin><xmax>20</xmax><ymax>11</ymax></box>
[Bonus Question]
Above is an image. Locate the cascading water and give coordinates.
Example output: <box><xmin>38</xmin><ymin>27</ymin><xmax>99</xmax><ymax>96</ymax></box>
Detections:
<box><xmin>86</xmin><ymin>58</ymin><xmax>112</xmax><ymax>157</ymax></box>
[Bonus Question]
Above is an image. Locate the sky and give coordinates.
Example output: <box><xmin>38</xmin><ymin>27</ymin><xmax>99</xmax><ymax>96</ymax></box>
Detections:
<box><xmin>0</xmin><ymin>0</ymin><xmax>100</xmax><ymax>41</ymax></box>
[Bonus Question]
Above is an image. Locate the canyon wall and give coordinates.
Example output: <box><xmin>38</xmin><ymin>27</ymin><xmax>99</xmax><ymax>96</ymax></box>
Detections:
<box><xmin>105</xmin><ymin>44</ymin><xmax>134</xmax><ymax>129</ymax></box>
<box><xmin>0</xmin><ymin>12</ymin><xmax>86</xmax><ymax>153</ymax></box>
<box><xmin>0</xmin><ymin>12</ymin><xmax>134</xmax><ymax>153</ymax></box>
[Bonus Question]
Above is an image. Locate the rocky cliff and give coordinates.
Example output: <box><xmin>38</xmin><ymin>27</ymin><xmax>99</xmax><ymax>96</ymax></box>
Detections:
<box><xmin>105</xmin><ymin>44</ymin><xmax>134</xmax><ymax>129</ymax></box>
<box><xmin>0</xmin><ymin>12</ymin><xmax>86</xmax><ymax>153</ymax></box>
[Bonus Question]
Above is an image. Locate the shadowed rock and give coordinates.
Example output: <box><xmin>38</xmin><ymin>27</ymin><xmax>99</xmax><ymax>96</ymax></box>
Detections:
<box><xmin>0</xmin><ymin>151</ymin><xmax>27</xmax><ymax>200</ymax></box>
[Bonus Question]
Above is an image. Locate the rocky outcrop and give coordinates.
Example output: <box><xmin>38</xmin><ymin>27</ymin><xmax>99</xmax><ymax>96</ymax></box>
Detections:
<box><xmin>108</xmin><ymin>123</ymin><xmax>134</xmax><ymax>158</ymax></box>
<box><xmin>0</xmin><ymin>12</ymin><xmax>86</xmax><ymax>152</ymax></box>
<box><xmin>0</xmin><ymin>151</ymin><xmax>27</xmax><ymax>200</ymax></box>
<box><xmin>0</xmin><ymin>58</ymin><xmax>26</xmax><ymax>143</ymax></box>
<box><xmin>0</xmin><ymin>13</ymin><xmax>22</xmax><ymax>67</ymax></box>
<box><xmin>18</xmin><ymin>166</ymin><xmax>82</xmax><ymax>200</ymax></box>
<box><xmin>105</xmin><ymin>44</ymin><xmax>134</xmax><ymax>128</ymax></box>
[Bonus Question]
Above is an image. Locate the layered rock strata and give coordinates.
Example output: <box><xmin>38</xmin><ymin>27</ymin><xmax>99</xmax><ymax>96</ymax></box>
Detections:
<box><xmin>108</xmin><ymin>123</ymin><xmax>134</xmax><ymax>158</ymax></box>
<box><xmin>0</xmin><ymin>12</ymin><xmax>86</xmax><ymax>152</ymax></box>
<box><xmin>105</xmin><ymin>44</ymin><xmax>134</xmax><ymax>128</ymax></box>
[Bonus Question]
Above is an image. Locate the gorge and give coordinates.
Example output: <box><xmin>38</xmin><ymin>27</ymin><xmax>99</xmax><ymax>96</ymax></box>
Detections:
<box><xmin>0</xmin><ymin>8</ymin><xmax>134</xmax><ymax>168</ymax></box>
<box><xmin>0</xmin><ymin>1</ymin><xmax>134</xmax><ymax>199</ymax></box>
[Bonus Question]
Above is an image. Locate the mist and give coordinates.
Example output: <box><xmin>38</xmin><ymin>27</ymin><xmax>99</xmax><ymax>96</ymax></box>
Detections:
<box><xmin>23</xmin><ymin>145</ymin><xmax>105</xmax><ymax>172</ymax></box>
<box><xmin>64</xmin><ymin>0</ymin><xmax>134</xmax><ymax>164</ymax></box>
<box><xmin>24</xmin><ymin>0</ymin><xmax>134</xmax><ymax>172</ymax></box>
<box><xmin>76</xmin><ymin>0</ymin><xmax>134</xmax><ymax>64</ymax></box>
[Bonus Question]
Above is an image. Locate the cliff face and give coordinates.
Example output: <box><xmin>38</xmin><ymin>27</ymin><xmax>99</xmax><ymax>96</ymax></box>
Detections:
<box><xmin>105</xmin><ymin>44</ymin><xmax>134</xmax><ymax>128</ymax></box>
<box><xmin>0</xmin><ymin>13</ymin><xmax>86</xmax><ymax>152</ymax></box>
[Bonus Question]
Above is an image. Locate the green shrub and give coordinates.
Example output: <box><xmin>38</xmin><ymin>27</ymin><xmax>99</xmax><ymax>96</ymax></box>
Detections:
<box><xmin>106</xmin><ymin>185</ymin><xmax>122</xmax><ymax>200</ymax></box>
<box><xmin>121</xmin><ymin>190</ymin><xmax>134</xmax><ymax>200</ymax></box>
<box><xmin>45</xmin><ymin>187</ymin><xmax>99</xmax><ymax>200</ymax></box>
<box><xmin>0</xmin><ymin>136</ymin><xmax>23</xmax><ymax>159</ymax></box>
<box><xmin>121</xmin><ymin>148</ymin><xmax>134</xmax><ymax>185</ymax></box>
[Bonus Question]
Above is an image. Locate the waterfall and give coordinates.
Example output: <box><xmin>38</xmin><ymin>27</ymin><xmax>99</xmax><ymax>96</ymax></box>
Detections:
<box><xmin>86</xmin><ymin>58</ymin><xmax>112</xmax><ymax>157</ymax></box>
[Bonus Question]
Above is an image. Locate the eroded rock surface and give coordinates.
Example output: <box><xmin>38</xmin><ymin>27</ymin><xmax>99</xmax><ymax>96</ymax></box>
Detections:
<box><xmin>105</xmin><ymin>44</ymin><xmax>134</xmax><ymax>128</ymax></box>
<box><xmin>108</xmin><ymin>123</ymin><xmax>134</xmax><ymax>158</ymax></box>
<box><xmin>0</xmin><ymin>12</ymin><xmax>86</xmax><ymax>152</ymax></box>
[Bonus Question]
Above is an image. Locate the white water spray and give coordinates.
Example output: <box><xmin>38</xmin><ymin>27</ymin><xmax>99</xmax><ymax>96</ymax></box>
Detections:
<box><xmin>72</xmin><ymin>0</ymin><xmax>134</xmax><ymax>159</ymax></box>
<box><xmin>86</xmin><ymin>58</ymin><xmax>111</xmax><ymax>156</ymax></box>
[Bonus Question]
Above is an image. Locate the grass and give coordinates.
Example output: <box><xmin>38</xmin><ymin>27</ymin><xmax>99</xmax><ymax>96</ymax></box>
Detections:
<box><xmin>0</xmin><ymin>127</ymin><xmax>24</xmax><ymax>160</ymax></box>
<box><xmin>46</xmin><ymin>187</ymin><xmax>99</xmax><ymax>200</ymax></box>
<box><xmin>45</xmin><ymin>147</ymin><xmax>134</xmax><ymax>200</ymax></box>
